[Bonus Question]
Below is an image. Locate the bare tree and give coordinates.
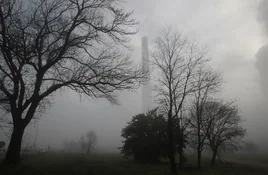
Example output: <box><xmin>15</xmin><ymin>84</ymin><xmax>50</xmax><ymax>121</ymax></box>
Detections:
<box><xmin>152</xmin><ymin>27</ymin><xmax>207</xmax><ymax>173</ymax></box>
<box><xmin>0</xmin><ymin>141</ymin><xmax>5</xmax><ymax>156</ymax></box>
<box><xmin>0</xmin><ymin>0</ymin><xmax>147</xmax><ymax>165</ymax></box>
<box><xmin>85</xmin><ymin>130</ymin><xmax>97</xmax><ymax>154</ymax></box>
<box><xmin>189</xmin><ymin>66</ymin><xmax>222</xmax><ymax>168</ymax></box>
<box><xmin>174</xmin><ymin>110</ymin><xmax>191</xmax><ymax>167</ymax></box>
<box><xmin>79</xmin><ymin>133</ymin><xmax>86</xmax><ymax>153</ymax></box>
<box><xmin>244</xmin><ymin>141</ymin><xmax>259</xmax><ymax>153</ymax></box>
<box><xmin>201</xmin><ymin>101</ymin><xmax>246</xmax><ymax>167</ymax></box>
<box><xmin>63</xmin><ymin>139</ymin><xmax>81</xmax><ymax>153</ymax></box>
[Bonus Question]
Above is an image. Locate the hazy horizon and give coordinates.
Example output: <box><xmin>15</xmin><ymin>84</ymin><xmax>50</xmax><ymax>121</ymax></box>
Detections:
<box><xmin>1</xmin><ymin>0</ymin><xmax>268</xmax><ymax>154</ymax></box>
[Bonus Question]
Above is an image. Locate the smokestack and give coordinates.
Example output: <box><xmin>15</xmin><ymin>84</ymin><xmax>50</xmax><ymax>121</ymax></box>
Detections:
<box><xmin>256</xmin><ymin>0</ymin><xmax>268</xmax><ymax>100</ymax></box>
<box><xmin>141</xmin><ymin>36</ymin><xmax>152</xmax><ymax>113</ymax></box>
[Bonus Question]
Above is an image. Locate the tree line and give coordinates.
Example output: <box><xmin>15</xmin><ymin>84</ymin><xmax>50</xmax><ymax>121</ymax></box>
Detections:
<box><xmin>120</xmin><ymin>28</ymin><xmax>246</xmax><ymax>173</ymax></box>
<box><xmin>63</xmin><ymin>130</ymin><xmax>97</xmax><ymax>154</ymax></box>
<box><xmin>121</xmin><ymin>102</ymin><xmax>245</xmax><ymax>169</ymax></box>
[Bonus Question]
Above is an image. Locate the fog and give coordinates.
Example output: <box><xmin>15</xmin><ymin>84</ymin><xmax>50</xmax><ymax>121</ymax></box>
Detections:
<box><xmin>1</xmin><ymin>0</ymin><xmax>268</xmax><ymax>153</ymax></box>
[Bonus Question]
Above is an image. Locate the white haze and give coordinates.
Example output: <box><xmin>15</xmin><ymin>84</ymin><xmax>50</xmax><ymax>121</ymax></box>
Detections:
<box><xmin>1</xmin><ymin>0</ymin><xmax>268</xmax><ymax>152</ymax></box>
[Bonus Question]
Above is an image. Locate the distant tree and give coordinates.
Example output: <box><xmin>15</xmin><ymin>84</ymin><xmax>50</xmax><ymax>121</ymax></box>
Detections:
<box><xmin>70</xmin><ymin>140</ymin><xmax>78</xmax><ymax>153</ymax></box>
<box><xmin>244</xmin><ymin>141</ymin><xmax>259</xmax><ymax>153</ymax></box>
<box><xmin>63</xmin><ymin>132</ymin><xmax>96</xmax><ymax>154</ymax></box>
<box><xmin>0</xmin><ymin>141</ymin><xmax>5</xmax><ymax>147</ymax></box>
<box><xmin>47</xmin><ymin>146</ymin><xmax>51</xmax><ymax>152</ymax></box>
<box><xmin>85</xmin><ymin>130</ymin><xmax>97</xmax><ymax>154</ymax></box>
<box><xmin>79</xmin><ymin>134</ymin><xmax>86</xmax><ymax>153</ymax></box>
<box><xmin>120</xmin><ymin>109</ymin><xmax>168</xmax><ymax>163</ymax></box>
<box><xmin>189</xmin><ymin>66</ymin><xmax>222</xmax><ymax>168</ymax></box>
<box><xmin>0</xmin><ymin>0</ymin><xmax>147</xmax><ymax>165</ymax></box>
<box><xmin>0</xmin><ymin>116</ymin><xmax>4</xmax><ymax>130</ymax></box>
<box><xmin>63</xmin><ymin>139</ymin><xmax>80</xmax><ymax>153</ymax></box>
<box><xmin>0</xmin><ymin>141</ymin><xmax>5</xmax><ymax>155</ymax></box>
<box><xmin>201</xmin><ymin>101</ymin><xmax>246</xmax><ymax>167</ymax></box>
<box><xmin>152</xmin><ymin>27</ymin><xmax>208</xmax><ymax>172</ymax></box>
<box><xmin>63</xmin><ymin>140</ymin><xmax>70</xmax><ymax>152</ymax></box>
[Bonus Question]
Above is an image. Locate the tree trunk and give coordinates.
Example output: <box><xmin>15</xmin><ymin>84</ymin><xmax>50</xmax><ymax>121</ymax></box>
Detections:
<box><xmin>178</xmin><ymin>128</ymin><xmax>184</xmax><ymax>170</ymax></box>
<box><xmin>197</xmin><ymin>148</ymin><xmax>201</xmax><ymax>169</ymax></box>
<box><xmin>217</xmin><ymin>152</ymin><xmax>224</xmax><ymax>164</ymax></box>
<box><xmin>210</xmin><ymin>150</ymin><xmax>217</xmax><ymax>168</ymax></box>
<box><xmin>168</xmin><ymin>114</ymin><xmax>177</xmax><ymax>173</ymax></box>
<box><xmin>178</xmin><ymin>149</ymin><xmax>183</xmax><ymax>170</ymax></box>
<box><xmin>4</xmin><ymin>124</ymin><xmax>25</xmax><ymax>165</ymax></box>
<box><xmin>87</xmin><ymin>143</ymin><xmax>91</xmax><ymax>154</ymax></box>
<box><xmin>168</xmin><ymin>139</ymin><xmax>177</xmax><ymax>173</ymax></box>
<box><xmin>197</xmin><ymin>119</ymin><xmax>201</xmax><ymax>169</ymax></box>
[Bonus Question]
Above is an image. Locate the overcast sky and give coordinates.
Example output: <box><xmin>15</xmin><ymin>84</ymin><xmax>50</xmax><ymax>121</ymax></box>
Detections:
<box><xmin>2</xmin><ymin>0</ymin><xmax>268</xmax><ymax>152</ymax></box>
<box><xmin>128</xmin><ymin>0</ymin><xmax>268</xmax><ymax>149</ymax></box>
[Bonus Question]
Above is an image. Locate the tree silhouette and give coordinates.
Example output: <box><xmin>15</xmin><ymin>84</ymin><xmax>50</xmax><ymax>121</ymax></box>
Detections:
<box><xmin>120</xmin><ymin>109</ymin><xmax>168</xmax><ymax>163</ymax></box>
<box><xmin>201</xmin><ymin>101</ymin><xmax>246</xmax><ymax>167</ymax></box>
<box><xmin>85</xmin><ymin>130</ymin><xmax>97</xmax><ymax>154</ymax></box>
<box><xmin>189</xmin><ymin>66</ymin><xmax>222</xmax><ymax>168</ymax></box>
<box><xmin>0</xmin><ymin>0</ymin><xmax>147</xmax><ymax>165</ymax></box>
<box><xmin>152</xmin><ymin>27</ymin><xmax>207</xmax><ymax>173</ymax></box>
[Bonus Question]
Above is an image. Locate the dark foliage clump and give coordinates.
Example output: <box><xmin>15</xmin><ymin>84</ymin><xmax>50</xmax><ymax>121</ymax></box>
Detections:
<box><xmin>120</xmin><ymin>109</ymin><xmax>168</xmax><ymax>163</ymax></box>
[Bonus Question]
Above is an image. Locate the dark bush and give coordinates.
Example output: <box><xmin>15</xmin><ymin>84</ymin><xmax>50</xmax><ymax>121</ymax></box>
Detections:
<box><xmin>120</xmin><ymin>109</ymin><xmax>168</xmax><ymax>163</ymax></box>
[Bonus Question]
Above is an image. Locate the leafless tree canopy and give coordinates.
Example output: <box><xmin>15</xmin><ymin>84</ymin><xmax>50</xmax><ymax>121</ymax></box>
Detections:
<box><xmin>189</xmin><ymin>67</ymin><xmax>222</xmax><ymax>139</ymax></box>
<box><xmin>152</xmin><ymin>28</ymin><xmax>208</xmax><ymax>119</ymax></box>
<box><xmin>202</xmin><ymin>101</ymin><xmax>246</xmax><ymax>149</ymax></box>
<box><xmin>85</xmin><ymin>130</ymin><xmax>97</xmax><ymax>153</ymax></box>
<box><xmin>201</xmin><ymin>100</ymin><xmax>246</xmax><ymax>166</ymax></box>
<box><xmin>0</xmin><ymin>0</ymin><xmax>148</xmax><ymax>165</ymax></box>
<box><xmin>0</xmin><ymin>0</ymin><xmax>147</xmax><ymax>124</ymax></box>
<box><xmin>188</xmin><ymin>66</ymin><xmax>222</xmax><ymax>168</ymax></box>
<box><xmin>152</xmin><ymin>27</ymin><xmax>209</xmax><ymax>172</ymax></box>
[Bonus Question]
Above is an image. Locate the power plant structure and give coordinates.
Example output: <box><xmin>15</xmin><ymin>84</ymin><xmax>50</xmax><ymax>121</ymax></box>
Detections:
<box><xmin>141</xmin><ymin>36</ymin><xmax>152</xmax><ymax>113</ymax></box>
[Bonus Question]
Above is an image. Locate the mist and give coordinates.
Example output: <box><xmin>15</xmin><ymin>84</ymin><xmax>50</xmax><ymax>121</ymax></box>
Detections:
<box><xmin>1</xmin><ymin>0</ymin><xmax>268</xmax><ymax>157</ymax></box>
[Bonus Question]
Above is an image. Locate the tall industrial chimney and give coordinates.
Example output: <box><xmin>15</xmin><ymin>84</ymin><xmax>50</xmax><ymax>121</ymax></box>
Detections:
<box><xmin>141</xmin><ymin>36</ymin><xmax>152</xmax><ymax>113</ymax></box>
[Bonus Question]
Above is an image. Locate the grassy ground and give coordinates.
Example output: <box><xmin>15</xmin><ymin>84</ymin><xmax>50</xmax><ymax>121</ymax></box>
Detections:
<box><xmin>232</xmin><ymin>153</ymin><xmax>268</xmax><ymax>164</ymax></box>
<box><xmin>1</xmin><ymin>153</ymin><xmax>267</xmax><ymax>175</ymax></box>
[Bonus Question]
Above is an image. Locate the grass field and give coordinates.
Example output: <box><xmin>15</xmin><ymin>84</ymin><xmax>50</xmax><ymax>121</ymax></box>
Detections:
<box><xmin>1</xmin><ymin>153</ymin><xmax>267</xmax><ymax>175</ymax></box>
<box><xmin>232</xmin><ymin>153</ymin><xmax>268</xmax><ymax>164</ymax></box>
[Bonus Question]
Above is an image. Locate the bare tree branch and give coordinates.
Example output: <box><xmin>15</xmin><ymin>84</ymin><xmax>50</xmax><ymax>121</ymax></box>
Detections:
<box><xmin>200</xmin><ymin>100</ymin><xmax>246</xmax><ymax>167</ymax></box>
<box><xmin>0</xmin><ymin>0</ymin><xmax>147</xmax><ymax>165</ymax></box>
<box><xmin>152</xmin><ymin>27</ymin><xmax>209</xmax><ymax>172</ymax></box>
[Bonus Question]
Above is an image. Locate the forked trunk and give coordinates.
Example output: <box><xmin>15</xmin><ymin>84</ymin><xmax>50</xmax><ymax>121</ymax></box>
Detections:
<box><xmin>168</xmin><ymin>140</ymin><xmax>177</xmax><ymax>173</ymax></box>
<box><xmin>197</xmin><ymin>148</ymin><xmax>201</xmax><ymax>169</ymax></box>
<box><xmin>197</xmin><ymin>120</ymin><xmax>202</xmax><ymax>169</ymax></box>
<box><xmin>210</xmin><ymin>150</ymin><xmax>217</xmax><ymax>168</ymax></box>
<box><xmin>217</xmin><ymin>152</ymin><xmax>224</xmax><ymax>164</ymax></box>
<box><xmin>178</xmin><ymin>131</ymin><xmax>184</xmax><ymax>170</ymax></box>
<box><xmin>168</xmin><ymin>115</ymin><xmax>177</xmax><ymax>173</ymax></box>
<box><xmin>4</xmin><ymin>124</ymin><xmax>25</xmax><ymax>165</ymax></box>
<box><xmin>178</xmin><ymin>150</ymin><xmax>183</xmax><ymax>170</ymax></box>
